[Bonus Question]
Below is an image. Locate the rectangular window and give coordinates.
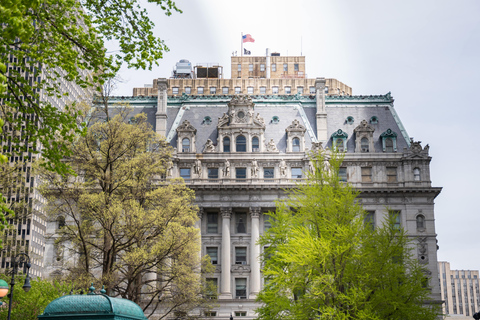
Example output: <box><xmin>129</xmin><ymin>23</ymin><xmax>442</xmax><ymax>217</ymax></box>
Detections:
<box><xmin>180</xmin><ymin>168</ymin><xmax>191</xmax><ymax>180</ymax></box>
<box><xmin>291</xmin><ymin>168</ymin><xmax>302</xmax><ymax>179</ymax></box>
<box><xmin>222</xmin><ymin>87</ymin><xmax>229</xmax><ymax>94</ymax></box>
<box><xmin>260</xmin><ymin>86</ymin><xmax>266</xmax><ymax>94</ymax></box>
<box><xmin>387</xmin><ymin>167</ymin><xmax>397</xmax><ymax>183</ymax></box>
<box><xmin>172</xmin><ymin>87</ymin><xmax>179</xmax><ymax>95</ymax></box>
<box><xmin>309</xmin><ymin>86</ymin><xmax>316</xmax><ymax>94</ymax></box>
<box><xmin>235</xmin><ymin>87</ymin><xmax>241</xmax><ymax>94</ymax></box>
<box><xmin>206</xmin><ymin>247</ymin><xmax>218</xmax><ymax>265</ymax></box>
<box><xmin>235</xmin><ymin>247</ymin><xmax>247</xmax><ymax>264</ymax></box>
<box><xmin>361</xmin><ymin>167</ymin><xmax>372</xmax><ymax>183</ymax></box>
<box><xmin>208</xmin><ymin>168</ymin><xmax>218</xmax><ymax>179</ymax></box>
<box><xmin>207</xmin><ymin>213</ymin><xmax>218</xmax><ymax>233</ymax></box>
<box><xmin>271</xmin><ymin>63</ymin><xmax>276</xmax><ymax>72</ymax></box>
<box><xmin>235</xmin><ymin>311</ymin><xmax>247</xmax><ymax>316</ymax></box>
<box><xmin>364</xmin><ymin>211</ymin><xmax>375</xmax><ymax>230</ymax></box>
<box><xmin>294</xmin><ymin>63</ymin><xmax>299</xmax><ymax>71</ymax></box>
<box><xmin>297</xmin><ymin>86</ymin><xmax>304</xmax><ymax>94</ymax></box>
<box><xmin>197</xmin><ymin>87</ymin><xmax>204</xmax><ymax>94</ymax></box>
<box><xmin>236</xmin><ymin>212</ymin><xmax>247</xmax><ymax>233</ymax></box>
<box><xmin>339</xmin><ymin>167</ymin><xmax>347</xmax><ymax>182</ymax></box>
<box><xmin>283</xmin><ymin>63</ymin><xmax>288</xmax><ymax>71</ymax></box>
<box><xmin>249</xmin><ymin>64</ymin><xmax>253</xmax><ymax>71</ymax></box>
<box><xmin>238</xmin><ymin>64</ymin><xmax>241</xmax><ymax>71</ymax></box>
<box><xmin>284</xmin><ymin>86</ymin><xmax>291</xmax><ymax>94</ymax></box>
<box><xmin>260</xmin><ymin>64</ymin><xmax>265</xmax><ymax>71</ymax></box>
<box><xmin>236</xmin><ymin>168</ymin><xmax>246</xmax><ymax>179</ymax></box>
<box><xmin>389</xmin><ymin>210</ymin><xmax>401</xmax><ymax>230</ymax></box>
<box><xmin>205</xmin><ymin>311</ymin><xmax>217</xmax><ymax>317</ymax></box>
<box><xmin>185</xmin><ymin>87</ymin><xmax>191</xmax><ymax>94</ymax></box>
<box><xmin>264</xmin><ymin>168</ymin><xmax>274</xmax><ymax>179</ymax></box>
<box><xmin>247</xmin><ymin>87</ymin><xmax>254</xmax><ymax>94</ymax></box>
<box><xmin>210</xmin><ymin>87</ymin><xmax>216</xmax><ymax>94</ymax></box>
<box><xmin>272</xmin><ymin>86</ymin><xmax>279</xmax><ymax>94</ymax></box>
<box><xmin>264</xmin><ymin>217</ymin><xmax>272</xmax><ymax>231</ymax></box>
<box><xmin>205</xmin><ymin>278</ymin><xmax>218</xmax><ymax>299</ymax></box>
<box><xmin>235</xmin><ymin>278</ymin><xmax>247</xmax><ymax>299</ymax></box>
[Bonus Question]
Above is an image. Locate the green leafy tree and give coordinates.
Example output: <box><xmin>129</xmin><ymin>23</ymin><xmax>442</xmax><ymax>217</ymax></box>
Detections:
<box><xmin>37</xmin><ymin>105</ymin><xmax>214</xmax><ymax>318</ymax></box>
<box><xmin>257</xmin><ymin>151</ymin><xmax>441</xmax><ymax>320</ymax></box>
<box><xmin>0</xmin><ymin>275</ymin><xmax>77</xmax><ymax>320</ymax></box>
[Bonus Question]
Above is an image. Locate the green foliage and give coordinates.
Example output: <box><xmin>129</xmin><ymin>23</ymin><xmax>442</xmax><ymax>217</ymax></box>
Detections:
<box><xmin>37</xmin><ymin>106</ymin><xmax>214</xmax><ymax>318</ymax></box>
<box><xmin>0</xmin><ymin>275</ymin><xmax>77</xmax><ymax>320</ymax></box>
<box><xmin>257</xmin><ymin>151</ymin><xmax>441</xmax><ymax>320</ymax></box>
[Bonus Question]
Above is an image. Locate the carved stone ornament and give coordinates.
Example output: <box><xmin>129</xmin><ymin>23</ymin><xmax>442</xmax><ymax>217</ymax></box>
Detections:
<box><xmin>176</xmin><ymin>120</ymin><xmax>197</xmax><ymax>134</ymax></box>
<box><xmin>197</xmin><ymin>207</ymin><xmax>204</xmax><ymax>219</ymax></box>
<box><xmin>249</xmin><ymin>207</ymin><xmax>261</xmax><ymax>218</ymax></box>
<box><xmin>231</xmin><ymin>265</ymin><xmax>251</xmax><ymax>273</ymax></box>
<box><xmin>285</xmin><ymin>119</ymin><xmax>306</xmax><ymax>133</ymax></box>
<box><xmin>311</xmin><ymin>142</ymin><xmax>323</xmax><ymax>151</ymax></box>
<box><xmin>354</xmin><ymin>120</ymin><xmax>375</xmax><ymax>134</ymax></box>
<box><xmin>403</xmin><ymin>139</ymin><xmax>430</xmax><ymax>159</ymax></box>
<box><xmin>266</xmin><ymin>139</ymin><xmax>278</xmax><ymax>152</ymax></box>
<box><xmin>204</xmin><ymin>139</ymin><xmax>216</xmax><ymax>153</ymax></box>
<box><xmin>220</xmin><ymin>207</ymin><xmax>232</xmax><ymax>218</ymax></box>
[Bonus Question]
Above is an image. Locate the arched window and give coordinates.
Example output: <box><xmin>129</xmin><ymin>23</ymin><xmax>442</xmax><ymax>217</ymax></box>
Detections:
<box><xmin>385</xmin><ymin>138</ymin><xmax>394</xmax><ymax>152</ymax></box>
<box><xmin>236</xmin><ymin>135</ymin><xmax>246</xmax><ymax>152</ymax></box>
<box><xmin>336</xmin><ymin>138</ymin><xmax>344</xmax><ymax>152</ymax></box>
<box><xmin>182</xmin><ymin>138</ymin><xmax>190</xmax><ymax>152</ymax></box>
<box><xmin>57</xmin><ymin>216</ymin><xmax>65</xmax><ymax>229</ymax></box>
<box><xmin>223</xmin><ymin>137</ymin><xmax>230</xmax><ymax>152</ymax></box>
<box><xmin>416</xmin><ymin>215</ymin><xmax>425</xmax><ymax>230</ymax></box>
<box><xmin>361</xmin><ymin>138</ymin><xmax>369</xmax><ymax>152</ymax></box>
<box><xmin>292</xmin><ymin>138</ymin><xmax>300</xmax><ymax>152</ymax></box>
<box><xmin>413</xmin><ymin>168</ymin><xmax>421</xmax><ymax>181</ymax></box>
<box><xmin>252</xmin><ymin>137</ymin><xmax>259</xmax><ymax>152</ymax></box>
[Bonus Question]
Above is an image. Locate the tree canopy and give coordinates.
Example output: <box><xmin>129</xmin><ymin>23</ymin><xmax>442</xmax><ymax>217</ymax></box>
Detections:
<box><xmin>37</xmin><ymin>106</ymin><xmax>213</xmax><ymax>318</ymax></box>
<box><xmin>257</xmin><ymin>151</ymin><xmax>441</xmax><ymax>320</ymax></box>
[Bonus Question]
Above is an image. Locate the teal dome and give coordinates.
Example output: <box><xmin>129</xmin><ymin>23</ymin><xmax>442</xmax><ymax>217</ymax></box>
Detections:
<box><xmin>39</xmin><ymin>294</ymin><xmax>147</xmax><ymax>320</ymax></box>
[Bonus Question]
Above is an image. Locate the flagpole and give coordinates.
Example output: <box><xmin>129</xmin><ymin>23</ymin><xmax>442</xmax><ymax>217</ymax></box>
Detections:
<box><xmin>241</xmin><ymin>32</ymin><xmax>243</xmax><ymax>57</ymax></box>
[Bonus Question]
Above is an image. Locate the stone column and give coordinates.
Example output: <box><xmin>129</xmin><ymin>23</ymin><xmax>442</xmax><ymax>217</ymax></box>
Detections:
<box><xmin>315</xmin><ymin>77</ymin><xmax>328</xmax><ymax>143</ymax></box>
<box><xmin>249</xmin><ymin>207</ymin><xmax>261</xmax><ymax>298</ymax></box>
<box><xmin>220</xmin><ymin>207</ymin><xmax>232</xmax><ymax>299</ymax></box>
<box><xmin>155</xmin><ymin>78</ymin><xmax>168</xmax><ymax>137</ymax></box>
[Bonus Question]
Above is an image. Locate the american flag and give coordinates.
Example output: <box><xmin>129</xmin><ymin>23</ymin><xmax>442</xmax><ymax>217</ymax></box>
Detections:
<box><xmin>242</xmin><ymin>34</ymin><xmax>255</xmax><ymax>43</ymax></box>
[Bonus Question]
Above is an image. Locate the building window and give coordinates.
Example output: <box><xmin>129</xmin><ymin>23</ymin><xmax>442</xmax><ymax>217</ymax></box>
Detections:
<box><xmin>346</xmin><ymin>116</ymin><xmax>354</xmax><ymax>125</ymax></box>
<box><xmin>413</xmin><ymin>168</ymin><xmax>421</xmax><ymax>181</ymax></box>
<box><xmin>309</xmin><ymin>86</ymin><xmax>315</xmax><ymax>94</ymax></box>
<box><xmin>210</xmin><ymin>87</ymin><xmax>216</xmax><ymax>94</ymax></box>
<box><xmin>222</xmin><ymin>87</ymin><xmax>229</xmax><ymax>94</ymax></box>
<box><xmin>272</xmin><ymin>86</ymin><xmax>279</xmax><ymax>94</ymax></box>
<box><xmin>260</xmin><ymin>86</ymin><xmax>266</xmax><ymax>94</ymax></box>
<box><xmin>370</xmin><ymin>116</ymin><xmax>378</xmax><ymax>124</ymax></box>
<box><xmin>264</xmin><ymin>217</ymin><xmax>273</xmax><ymax>231</ymax></box>
<box><xmin>238</xmin><ymin>64</ymin><xmax>241</xmax><ymax>71</ymax></box>
<box><xmin>271</xmin><ymin>116</ymin><xmax>280</xmax><ymax>124</ymax></box>
<box><xmin>223</xmin><ymin>137</ymin><xmax>230</xmax><ymax>152</ymax></box>
<box><xmin>205</xmin><ymin>311</ymin><xmax>217</xmax><ymax>317</ymax></box>
<box><xmin>331</xmin><ymin>129</ymin><xmax>348</xmax><ymax>152</ymax></box>
<box><xmin>235</xmin><ymin>247</ymin><xmax>247</xmax><ymax>264</ymax></box>
<box><xmin>297</xmin><ymin>86</ymin><xmax>303</xmax><ymax>94</ymax></box>
<box><xmin>172</xmin><ymin>87</ymin><xmax>179</xmax><ymax>95</ymax></box>
<box><xmin>292</xmin><ymin>137</ymin><xmax>300</xmax><ymax>152</ymax></box>
<box><xmin>381</xmin><ymin>129</ymin><xmax>397</xmax><ymax>152</ymax></box>
<box><xmin>389</xmin><ymin>211</ymin><xmax>401</xmax><ymax>230</ymax></box>
<box><xmin>185</xmin><ymin>87</ymin><xmax>191</xmax><ymax>94</ymax></box>
<box><xmin>236</xmin><ymin>135</ymin><xmax>246</xmax><ymax>152</ymax></box>
<box><xmin>260</xmin><ymin>64</ymin><xmax>265</xmax><ymax>71</ymax></box>
<box><xmin>235</xmin><ymin>278</ymin><xmax>247</xmax><ymax>299</ymax></box>
<box><xmin>182</xmin><ymin>138</ymin><xmax>190</xmax><ymax>152</ymax></box>
<box><xmin>203</xmin><ymin>116</ymin><xmax>212</xmax><ymax>125</ymax></box>
<box><xmin>272</xmin><ymin>63</ymin><xmax>276</xmax><ymax>72</ymax></box>
<box><xmin>283</xmin><ymin>63</ymin><xmax>288</xmax><ymax>71</ymax></box>
<box><xmin>385</xmin><ymin>138</ymin><xmax>394</xmax><ymax>152</ymax></box>
<box><xmin>285</xmin><ymin>86</ymin><xmax>291</xmax><ymax>94</ymax></box>
<box><xmin>206</xmin><ymin>247</ymin><xmax>218</xmax><ymax>265</ymax></box>
<box><xmin>294</xmin><ymin>63</ymin><xmax>299</xmax><ymax>71</ymax></box>
<box><xmin>416</xmin><ymin>214</ymin><xmax>425</xmax><ymax>230</ymax></box>
<box><xmin>264</xmin><ymin>168</ymin><xmax>274</xmax><ymax>179</ymax></box>
<box><xmin>249</xmin><ymin>64</ymin><xmax>253</xmax><ymax>71</ymax></box>
<box><xmin>339</xmin><ymin>167</ymin><xmax>347</xmax><ymax>182</ymax></box>
<box><xmin>291</xmin><ymin>168</ymin><xmax>302</xmax><ymax>179</ymax></box>
<box><xmin>198</xmin><ymin>87</ymin><xmax>204</xmax><ymax>94</ymax></box>
<box><xmin>236</xmin><ymin>212</ymin><xmax>247</xmax><ymax>233</ymax></box>
<box><xmin>387</xmin><ymin>167</ymin><xmax>397</xmax><ymax>183</ymax></box>
<box><xmin>180</xmin><ymin>168</ymin><xmax>191</xmax><ymax>180</ymax></box>
<box><xmin>364</xmin><ymin>211</ymin><xmax>375</xmax><ymax>230</ymax></box>
<box><xmin>236</xmin><ymin>168</ymin><xmax>246</xmax><ymax>180</ymax></box>
<box><xmin>57</xmin><ymin>216</ymin><xmax>66</xmax><ymax>229</ymax></box>
<box><xmin>235</xmin><ymin>311</ymin><xmax>247</xmax><ymax>316</ymax></box>
<box><xmin>361</xmin><ymin>167</ymin><xmax>372</xmax><ymax>183</ymax></box>
<box><xmin>335</xmin><ymin>138</ymin><xmax>345</xmax><ymax>152</ymax></box>
<box><xmin>247</xmin><ymin>87</ymin><xmax>254</xmax><ymax>94</ymax></box>
<box><xmin>208</xmin><ymin>168</ymin><xmax>218</xmax><ymax>179</ymax></box>
<box><xmin>205</xmin><ymin>278</ymin><xmax>218</xmax><ymax>299</ymax></box>
<box><xmin>252</xmin><ymin>137</ymin><xmax>259</xmax><ymax>152</ymax></box>
<box><xmin>207</xmin><ymin>213</ymin><xmax>218</xmax><ymax>233</ymax></box>
<box><xmin>361</xmin><ymin>138</ymin><xmax>369</xmax><ymax>152</ymax></box>
<box><xmin>235</xmin><ymin>87</ymin><xmax>241</xmax><ymax>94</ymax></box>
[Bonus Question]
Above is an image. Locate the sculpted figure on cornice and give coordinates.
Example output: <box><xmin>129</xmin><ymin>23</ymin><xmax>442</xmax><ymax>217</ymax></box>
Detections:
<box><xmin>223</xmin><ymin>159</ymin><xmax>231</xmax><ymax>177</ymax></box>
<box><xmin>403</xmin><ymin>139</ymin><xmax>430</xmax><ymax>159</ymax></box>
<box><xmin>285</xmin><ymin>119</ymin><xmax>306</xmax><ymax>133</ymax></box>
<box><xmin>311</xmin><ymin>141</ymin><xmax>323</xmax><ymax>152</ymax></box>
<box><xmin>194</xmin><ymin>159</ymin><xmax>202</xmax><ymax>177</ymax></box>
<box><xmin>279</xmin><ymin>159</ymin><xmax>287</xmax><ymax>177</ymax></box>
<box><xmin>204</xmin><ymin>139</ymin><xmax>216</xmax><ymax>153</ymax></box>
<box><xmin>251</xmin><ymin>159</ymin><xmax>259</xmax><ymax>178</ymax></box>
<box><xmin>176</xmin><ymin>120</ymin><xmax>196</xmax><ymax>133</ymax></box>
<box><xmin>266</xmin><ymin>139</ymin><xmax>278</xmax><ymax>152</ymax></box>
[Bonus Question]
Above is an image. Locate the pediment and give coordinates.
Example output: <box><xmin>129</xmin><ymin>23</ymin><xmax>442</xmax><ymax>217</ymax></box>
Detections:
<box><xmin>176</xmin><ymin>120</ymin><xmax>196</xmax><ymax>133</ymax></box>
<box><xmin>218</xmin><ymin>95</ymin><xmax>266</xmax><ymax>129</ymax></box>
<box><xmin>285</xmin><ymin>119</ymin><xmax>306</xmax><ymax>133</ymax></box>
<box><xmin>354</xmin><ymin>120</ymin><xmax>375</xmax><ymax>133</ymax></box>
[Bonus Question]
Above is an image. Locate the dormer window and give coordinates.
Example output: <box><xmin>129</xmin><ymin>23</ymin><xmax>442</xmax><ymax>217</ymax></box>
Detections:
<box><xmin>286</xmin><ymin>120</ymin><xmax>306</xmax><ymax>153</ymax></box>
<box><xmin>176</xmin><ymin>120</ymin><xmax>197</xmax><ymax>153</ymax></box>
<box><xmin>182</xmin><ymin>138</ymin><xmax>190</xmax><ymax>152</ymax></box>
<box><xmin>272</xmin><ymin>116</ymin><xmax>279</xmax><ymax>124</ymax></box>
<box><xmin>223</xmin><ymin>137</ymin><xmax>230</xmax><ymax>152</ymax></box>
<box><xmin>361</xmin><ymin>138</ymin><xmax>369</xmax><ymax>152</ymax></box>
<box><xmin>203</xmin><ymin>116</ymin><xmax>212</xmax><ymax>125</ymax></box>
<box><xmin>354</xmin><ymin>120</ymin><xmax>375</xmax><ymax>153</ymax></box>
<box><xmin>346</xmin><ymin>116</ymin><xmax>354</xmax><ymax>125</ymax></box>
<box><xmin>370</xmin><ymin>116</ymin><xmax>379</xmax><ymax>124</ymax></box>
<box><xmin>292</xmin><ymin>138</ymin><xmax>300</xmax><ymax>152</ymax></box>
<box><xmin>236</xmin><ymin>135</ymin><xmax>246</xmax><ymax>152</ymax></box>
<box><xmin>252</xmin><ymin>137</ymin><xmax>259</xmax><ymax>152</ymax></box>
<box><xmin>331</xmin><ymin>129</ymin><xmax>348</xmax><ymax>152</ymax></box>
<box><xmin>381</xmin><ymin>129</ymin><xmax>398</xmax><ymax>152</ymax></box>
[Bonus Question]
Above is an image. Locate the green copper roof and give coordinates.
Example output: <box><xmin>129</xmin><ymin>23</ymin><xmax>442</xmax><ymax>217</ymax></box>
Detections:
<box><xmin>38</xmin><ymin>294</ymin><xmax>147</xmax><ymax>320</ymax></box>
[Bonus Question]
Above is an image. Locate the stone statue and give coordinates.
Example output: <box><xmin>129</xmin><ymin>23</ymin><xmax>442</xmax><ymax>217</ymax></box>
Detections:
<box><xmin>166</xmin><ymin>160</ymin><xmax>173</xmax><ymax>177</ymax></box>
<box><xmin>279</xmin><ymin>159</ymin><xmax>287</xmax><ymax>177</ymax></box>
<box><xmin>266</xmin><ymin>139</ymin><xmax>278</xmax><ymax>152</ymax></box>
<box><xmin>255</xmin><ymin>113</ymin><xmax>265</xmax><ymax>126</ymax></box>
<box><xmin>194</xmin><ymin>159</ymin><xmax>202</xmax><ymax>177</ymax></box>
<box><xmin>309</xmin><ymin>161</ymin><xmax>315</xmax><ymax>173</ymax></box>
<box><xmin>223</xmin><ymin>159</ymin><xmax>230</xmax><ymax>177</ymax></box>
<box><xmin>204</xmin><ymin>139</ymin><xmax>216</xmax><ymax>153</ymax></box>
<box><xmin>251</xmin><ymin>159</ymin><xmax>258</xmax><ymax>178</ymax></box>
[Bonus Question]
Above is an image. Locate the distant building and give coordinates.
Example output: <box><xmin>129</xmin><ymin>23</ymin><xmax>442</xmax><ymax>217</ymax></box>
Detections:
<box><xmin>439</xmin><ymin>261</ymin><xmax>480</xmax><ymax>317</ymax></box>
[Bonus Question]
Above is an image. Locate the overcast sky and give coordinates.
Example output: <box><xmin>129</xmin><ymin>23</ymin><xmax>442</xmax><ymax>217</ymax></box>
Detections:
<box><xmin>111</xmin><ymin>0</ymin><xmax>480</xmax><ymax>270</ymax></box>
